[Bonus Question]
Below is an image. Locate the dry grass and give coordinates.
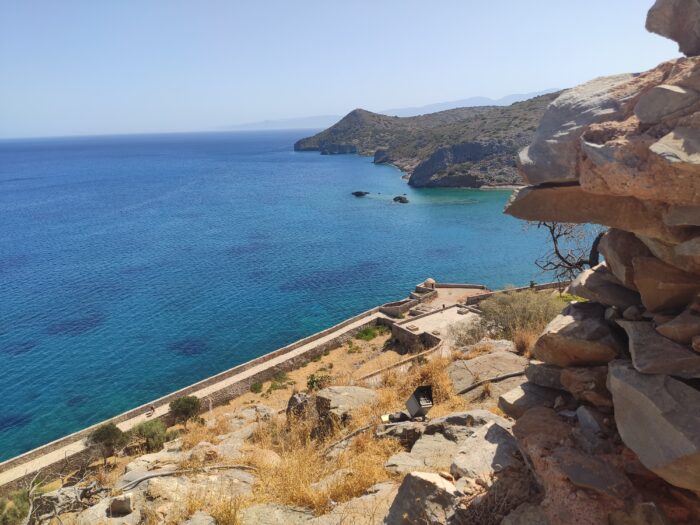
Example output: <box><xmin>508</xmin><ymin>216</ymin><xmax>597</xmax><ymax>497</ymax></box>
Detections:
<box><xmin>244</xmin><ymin>407</ymin><xmax>401</xmax><ymax>515</ymax></box>
<box><xmin>180</xmin><ymin>417</ymin><xmax>231</xmax><ymax>450</ymax></box>
<box><xmin>238</xmin><ymin>355</ymin><xmax>470</xmax><ymax>515</ymax></box>
<box><xmin>478</xmin><ymin>289</ymin><xmax>564</xmax><ymax>340</ymax></box>
<box><xmin>513</xmin><ymin>328</ymin><xmax>538</xmax><ymax>357</ymax></box>
<box><xmin>183</xmin><ymin>486</ymin><xmax>244</xmax><ymax>525</ymax></box>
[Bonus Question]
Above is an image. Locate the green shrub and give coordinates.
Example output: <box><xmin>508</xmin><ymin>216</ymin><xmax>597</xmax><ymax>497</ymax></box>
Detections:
<box><xmin>0</xmin><ymin>490</ymin><xmax>29</xmax><ymax>525</ymax></box>
<box><xmin>355</xmin><ymin>327</ymin><xmax>378</xmax><ymax>341</ymax></box>
<box><xmin>307</xmin><ymin>372</ymin><xmax>332</xmax><ymax>391</ymax></box>
<box><xmin>250</xmin><ymin>382</ymin><xmax>263</xmax><ymax>394</ymax></box>
<box><xmin>130</xmin><ymin>419</ymin><xmax>167</xmax><ymax>452</ymax></box>
<box><xmin>89</xmin><ymin>423</ymin><xmax>127</xmax><ymax>463</ymax></box>
<box><xmin>169</xmin><ymin>396</ymin><xmax>201</xmax><ymax>428</ymax></box>
<box><xmin>268</xmin><ymin>372</ymin><xmax>293</xmax><ymax>392</ymax></box>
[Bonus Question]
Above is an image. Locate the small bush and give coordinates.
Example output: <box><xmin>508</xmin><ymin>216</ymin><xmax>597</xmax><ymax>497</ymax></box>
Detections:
<box><xmin>89</xmin><ymin>423</ymin><xmax>127</xmax><ymax>463</ymax></box>
<box><xmin>307</xmin><ymin>372</ymin><xmax>332</xmax><ymax>391</ymax></box>
<box><xmin>130</xmin><ymin>419</ymin><xmax>167</xmax><ymax>452</ymax></box>
<box><xmin>346</xmin><ymin>340</ymin><xmax>361</xmax><ymax>354</ymax></box>
<box><xmin>250</xmin><ymin>382</ymin><xmax>263</xmax><ymax>394</ymax></box>
<box><xmin>447</xmin><ymin>319</ymin><xmax>489</xmax><ymax>347</ymax></box>
<box><xmin>355</xmin><ymin>327</ymin><xmax>378</xmax><ymax>341</ymax></box>
<box><xmin>169</xmin><ymin>396</ymin><xmax>201</xmax><ymax>428</ymax></box>
<box><xmin>0</xmin><ymin>490</ymin><xmax>29</xmax><ymax>525</ymax></box>
<box><xmin>513</xmin><ymin>328</ymin><xmax>539</xmax><ymax>357</ymax></box>
<box><xmin>479</xmin><ymin>289</ymin><xmax>564</xmax><ymax>340</ymax></box>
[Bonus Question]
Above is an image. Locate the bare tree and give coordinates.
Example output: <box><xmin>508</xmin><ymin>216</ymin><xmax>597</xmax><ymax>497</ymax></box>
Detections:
<box><xmin>533</xmin><ymin>222</ymin><xmax>605</xmax><ymax>281</ymax></box>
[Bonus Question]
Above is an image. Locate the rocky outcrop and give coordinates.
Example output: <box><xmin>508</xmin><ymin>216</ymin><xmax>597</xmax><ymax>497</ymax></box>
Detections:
<box><xmin>608</xmin><ymin>360</ymin><xmax>700</xmax><ymax>490</ymax></box>
<box><xmin>295</xmin><ymin>94</ymin><xmax>558</xmax><ymax>188</ymax></box>
<box><xmin>646</xmin><ymin>0</ymin><xmax>700</xmax><ymax>56</ymax></box>
<box><xmin>501</xmin><ymin>2</ymin><xmax>700</xmax><ymax>519</ymax></box>
<box><xmin>532</xmin><ymin>302</ymin><xmax>624</xmax><ymax>367</ymax></box>
<box><xmin>383</xmin><ymin>472</ymin><xmax>461</xmax><ymax>525</ymax></box>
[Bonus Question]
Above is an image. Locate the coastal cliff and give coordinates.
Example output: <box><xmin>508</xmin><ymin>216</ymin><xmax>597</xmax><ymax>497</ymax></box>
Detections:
<box><xmin>294</xmin><ymin>93</ymin><xmax>558</xmax><ymax>188</ymax></box>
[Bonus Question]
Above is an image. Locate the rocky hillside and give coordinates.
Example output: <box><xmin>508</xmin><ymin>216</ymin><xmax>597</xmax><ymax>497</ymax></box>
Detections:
<box><xmin>294</xmin><ymin>94</ymin><xmax>559</xmax><ymax>188</ymax></box>
<box><xmin>502</xmin><ymin>0</ymin><xmax>700</xmax><ymax>522</ymax></box>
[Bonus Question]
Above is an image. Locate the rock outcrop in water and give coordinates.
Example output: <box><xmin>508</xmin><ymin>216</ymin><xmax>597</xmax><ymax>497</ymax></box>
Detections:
<box><xmin>501</xmin><ymin>1</ymin><xmax>700</xmax><ymax>521</ymax></box>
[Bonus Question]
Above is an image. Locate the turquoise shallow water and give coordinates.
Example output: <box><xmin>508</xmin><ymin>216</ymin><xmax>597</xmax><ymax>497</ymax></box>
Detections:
<box><xmin>0</xmin><ymin>130</ymin><xmax>550</xmax><ymax>460</ymax></box>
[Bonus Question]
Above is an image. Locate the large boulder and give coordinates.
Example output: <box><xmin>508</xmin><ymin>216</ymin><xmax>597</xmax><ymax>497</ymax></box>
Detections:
<box><xmin>560</xmin><ymin>366</ymin><xmax>612</xmax><ymax>407</ymax></box>
<box><xmin>607</xmin><ymin>360</ymin><xmax>700</xmax><ymax>490</ymax></box>
<box><xmin>656</xmin><ymin>307</ymin><xmax>700</xmax><ymax>344</ymax></box>
<box><xmin>497</xmin><ymin>382</ymin><xmax>562</xmax><ymax>419</ymax></box>
<box><xmin>638</xmin><ymin>235</ymin><xmax>700</xmax><ymax>276</ymax></box>
<box><xmin>448</xmin><ymin>351</ymin><xmax>527</xmax><ymax>393</ymax></box>
<box><xmin>533</xmin><ymin>302</ymin><xmax>624</xmax><ymax>367</ymax></box>
<box><xmin>383</xmin><ymin>472</ymin><xmax>461</xmax><ymax>525</ymax></box>
<box><xmin>450</xmin><ymin>422</ymin><xmax>521</xmax><ymax>481</ymax></box>
<box><xmin>632</xmin><ymin>256</ymin><xmax>700</xmax><ymax>313</ymax></box>
<box><xmin>517</xmin><ymin>74</ymin><xmax>635</xmax><ymax>185</ymax></box>
<box><xmin>598</xmin><ymin>229</ymin><xmax>652</xmax><ymax>290</ymax></box>
<box><xmin>646</xmin><ymin>0</ymin><xmax>700</xmax><ymax>57</ymax></box>
<box><xmin>524</xmin><ymin>360</ymin><xmax>563</xmax><ymax>390</ymax></box>
<box><xmin>504</xmin><ymin>185</ymin><xmax>692</xmax><ymax>244</ymax></box>
<box><xmin>568</xmin><ymin>264</ymin><xmax>642</xmax><ymax>309</ymax></box>
<box><xmin>315</xmin><ymin>386</ymin><xmax>377</xmax><ymax>425</ymax></box>
<box><xmin>617</xmin><ymin>320</ymin><xmax>700</xmax><ymax>378</ymax></box>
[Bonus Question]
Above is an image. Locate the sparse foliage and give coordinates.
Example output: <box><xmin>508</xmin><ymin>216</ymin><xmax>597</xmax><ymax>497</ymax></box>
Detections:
<box><xmin>89</xmin><ymin>423</ymin><xmax>127</xmax><ymax>464</ymax></box>
<box><xmin>169</xmin><ymin>396</ymin><xmax>201</xmax><ymax>428</ymax></box>
<box><xmin>129</xmin><ymin>419</ymin><xmax>167</xmax><ymax>452</ymax></box>
<box><xmin>533</xmin><ymin>222</ymin><xmax>605</xmax><ymax>281</ymax></box>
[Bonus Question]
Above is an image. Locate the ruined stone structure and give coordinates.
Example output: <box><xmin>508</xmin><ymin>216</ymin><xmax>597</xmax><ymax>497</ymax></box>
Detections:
<box><xmin>501</xmin><ymin>0</ymin><xmax>700</xmax><ymax>521</ymax></box>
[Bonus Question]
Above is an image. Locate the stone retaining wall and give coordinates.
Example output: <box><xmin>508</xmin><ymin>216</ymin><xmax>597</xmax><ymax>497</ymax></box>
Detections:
<box><xmin>0</xmin><ymin>306</ymin><xmax>384</xmax><ymax>494</ymax></box>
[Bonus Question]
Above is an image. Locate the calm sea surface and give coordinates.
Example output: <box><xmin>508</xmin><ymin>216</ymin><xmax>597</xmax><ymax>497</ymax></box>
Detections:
<box><xmin>0</xmin><ymin>130</ymin><xmax>551</xmax><ymax>460</ymax></box>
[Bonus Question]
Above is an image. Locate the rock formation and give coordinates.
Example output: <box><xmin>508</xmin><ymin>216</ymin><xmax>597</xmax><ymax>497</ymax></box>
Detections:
<box><xmin>502</xmin><ymin>2</ymin><xmax>700</xmax><ymax>521</ymax></box>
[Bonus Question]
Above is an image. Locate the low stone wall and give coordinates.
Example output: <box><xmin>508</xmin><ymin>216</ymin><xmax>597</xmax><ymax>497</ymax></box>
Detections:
<box><xmin>0</xmin><ymin>307</ymin><xmax>384</xmax><ymax>494</ymax></box>
<box><xmin>379</xmin><ymin>298</ymin><xmax>419</xmax><ymax>318</ymax></box>
<box><xmin>434</xmin><ymin>283</ymin><xmax>488</xmax><ymax>290</ymax></box>
<box><xmin>463</xmin><ymin>281</ymin><xmax>569</xmax><ymax>305</ymax></box>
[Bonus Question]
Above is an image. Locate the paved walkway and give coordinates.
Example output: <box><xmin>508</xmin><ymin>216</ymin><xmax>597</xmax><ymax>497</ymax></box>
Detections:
<box><xmin>0</xmin><ymin>310</ymin><xmax>388</xmax><ymax>488</ymax></box>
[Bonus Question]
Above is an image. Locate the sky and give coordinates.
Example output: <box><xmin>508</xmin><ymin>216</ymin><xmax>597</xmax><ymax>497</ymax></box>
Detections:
<box><xmin>0</xmin><ymin>0</ymin><xmax>681</xmax><ymax>139</ymax></box>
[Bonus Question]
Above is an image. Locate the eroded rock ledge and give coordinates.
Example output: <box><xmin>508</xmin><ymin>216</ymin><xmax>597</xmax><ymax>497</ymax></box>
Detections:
<box><xmin>500</xmin><ymin>0</ymin><xmax>700</xmax><ymax>522</ymax></box>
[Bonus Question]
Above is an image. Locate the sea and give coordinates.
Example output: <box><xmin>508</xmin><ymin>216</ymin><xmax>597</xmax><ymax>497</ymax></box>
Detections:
<box><xmin>0</xmin><ymin>130</ymin><xmax>552</xmax><ymax>460</ymax></box>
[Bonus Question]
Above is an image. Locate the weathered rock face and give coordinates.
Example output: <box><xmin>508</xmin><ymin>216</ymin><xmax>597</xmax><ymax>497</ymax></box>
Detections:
<box><xmin>533</xmin><ymin>302</ymin><xmax>624</xmax><ymax>367</ymax></box>
<box><xmin>502</xmin><ymin>3</ymin><xmax>700</xmax><ymax>512</ymax></box>
<box><xmin>646</xmin><ymin>0</ymin><xmax>700</xmax><ymax>56</ymax></box>
<box><xmin>383</xmin><ymin>472</ymin><xmax>461</xmax><ymax>525</ymax></box>
<box><xmin>607</xmin><ymin>360</ymin><xmax>700</xmax><ymax>491</ymax></box>
<box><xmin>568</xmin><ymin>264</ymin><xmax>642</xmax><ymax>309</ymax></box>
<box><xmin>518</xmin><ymin>73</ymin><xmax>635</xmax><ymax>185</ymax></box>
<box><xmin>617</xmin><ymin>320</ymin><xmax>700</xmax><ymax>378</ymax></box>
<box><xmin>599</xmin><ymin>229</ymin><xmax>653</xmax><ymax>289</ymax></box>
<box><xmin>632</xmin><ymin>257</ymin><xmax>700</xmax><ymax>313</ymax></box>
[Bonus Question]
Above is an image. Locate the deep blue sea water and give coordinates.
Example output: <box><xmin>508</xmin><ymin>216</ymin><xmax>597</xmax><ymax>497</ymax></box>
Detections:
<box><xmin>0</xmin><ymin>130</ymin><xmax>551</xmax><ymax>460</ymax></box>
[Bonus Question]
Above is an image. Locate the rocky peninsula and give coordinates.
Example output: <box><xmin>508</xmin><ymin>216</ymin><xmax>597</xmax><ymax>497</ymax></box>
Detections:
<box><xmin>294</xmin><ymin>94</ymin><xmax>558</xmax><ymax>188</ymax></box>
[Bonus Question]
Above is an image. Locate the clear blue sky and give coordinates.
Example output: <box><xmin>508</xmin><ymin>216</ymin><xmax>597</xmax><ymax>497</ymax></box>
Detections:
<box><xmin>0</xmin><ymin>0</ymin><xmax>680</xmax><ymax>139</ymax></box>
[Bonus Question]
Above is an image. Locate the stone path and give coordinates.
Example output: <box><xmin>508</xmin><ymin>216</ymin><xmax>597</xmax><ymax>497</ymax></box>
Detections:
<box><xmin>0</xmin><ymin>311</ymin><xmax>389</xmax><ymax>489</ymax></box>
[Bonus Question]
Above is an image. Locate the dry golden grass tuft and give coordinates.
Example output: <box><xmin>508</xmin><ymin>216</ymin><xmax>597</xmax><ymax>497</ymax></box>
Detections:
<box><xmin>182</xmin><ymin>485</ymin><xmax>244</xmax><ymax>525</ymax></box>
<box><xmin>513</xmin><ymin>328</ymin><xmax>539</xmax><ymax>357</ymax></box>
<box><xmin>180</xmin><ymin>417</ymin><xmax>231</xmax><ymax>450</ymax></box>
<box><xmin>463</xmin><ymin>341</ymin><xmax>494</xmax><ymax>360</ymax></box>
<box><xmin>243</xmin><ymin>407</ymin><xmax>401</xmax><ymax>515</ymax></box>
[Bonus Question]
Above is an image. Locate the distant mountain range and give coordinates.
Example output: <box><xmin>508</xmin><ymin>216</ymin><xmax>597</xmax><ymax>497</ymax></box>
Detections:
<box><xmin>226</xmin><ymin>90</ymin><xmax>559</xmax><ymax>131</ymax></box>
